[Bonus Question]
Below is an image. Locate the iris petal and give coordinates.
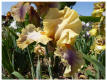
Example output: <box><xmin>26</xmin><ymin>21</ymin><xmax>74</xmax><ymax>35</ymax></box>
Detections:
<box><xmin>17</xmin><ymin>24</ymin><xmax>52</xmax><ymax>50</ymax></box>
<box><xmin>63</xmin><ymin>47</ymin><xmax>84</xmax><ymax>76</ymax></box>
<box><xmin>43</xmin><ymin>6</ymin><xmax>82</xmax><ymax>45</ymax></box>
<box><xmin>11</xmin><ymin>2</ymin><xmax>30</xmax><ymax>22</ymax></box>
<box><xmin>55</xmin><ymin>46</ymin><xmax>84</xmax><ymax>76</ymax></box>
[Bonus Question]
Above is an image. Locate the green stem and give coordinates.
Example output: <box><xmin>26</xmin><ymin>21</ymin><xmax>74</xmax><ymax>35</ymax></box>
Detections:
<box><xmin>36</xmin><ymin>55</ymin><xmax>41</xmax><ymax>79</ymax></box>
<box><xmin>12</xmin><ymin>52</ymin><xmax>14</xmax><ymax>70</ymax></box>
<box><xmin>45</xmin><ymin>45</ymin><xmax>53</xmax><ymax>79</ymax></box>
<box><xmin>48</xmin><ymin>57</ymin><xmax>53</xmax><ymax>79</ymax></box>
<box><xmin>27</xmin><ymin>47</ymin><xmax>35</xmax><ymax>79</ymax></box>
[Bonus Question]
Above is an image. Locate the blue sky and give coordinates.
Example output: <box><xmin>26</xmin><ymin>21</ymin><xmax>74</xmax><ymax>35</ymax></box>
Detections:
<box><xmin>73</xmin><ymin>2</ymin><xmax>96</xmax><ymax>16</ymax></box>
<box><xmin>2</xmin><ymin>2</ymin><xmax>96</xmax><ymax>16</ymax></box>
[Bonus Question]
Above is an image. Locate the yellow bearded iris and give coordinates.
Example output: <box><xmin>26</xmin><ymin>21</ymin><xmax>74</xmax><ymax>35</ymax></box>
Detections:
<box><xmin>90</xmin><ymin>35</ymin><xmax>105</xmax><ymax>54</ymax></box>
<box><xmin>16</xmin><ymin>6</ymin><xmax>83</xmax><ymax>76</ymax></box>
<box><xmin>89</xmin><ymin>28</ymin><xmax>97</xmax><ymax>36</ymax></box>
<box><xmin>17</xmin><ymin>6</ymin><xmax>82</xmax><ymax>50</ymax></box>
<box><xmin>92</xmin><ymin>9</ymin><xmax>104</xmax><ymax>17</ymax></box>
<box><xmin>55</xmin><ymin>45</ymin><xmax>84</xmax><ymax>77</ymax></box>
<box><xmin>89</xmin><ymin>22</ymin><xmax>100</xmax><ymax>36</ymax></box>
<box><xmin>92</xmin><ymin>2</ymin><xmax>105</xmax><ymax>17</ymax></box>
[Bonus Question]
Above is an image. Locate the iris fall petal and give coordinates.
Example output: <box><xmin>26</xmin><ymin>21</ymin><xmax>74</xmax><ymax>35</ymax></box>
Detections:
<box><xmin>17</xmin><ymin>24</ymin><xmax>52</xmax><ymax>50</ymax></box>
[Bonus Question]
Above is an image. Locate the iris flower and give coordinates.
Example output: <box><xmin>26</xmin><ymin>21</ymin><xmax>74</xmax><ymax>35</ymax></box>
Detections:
<box><xmin>92</xmin><ymin>2</ymin><xmax>105</xmax><ymax>17</ymax></box>
<box><xmin>89</xmin><ymin>28</ymin><xmax>97</xmax><ymax>36</ymax></box>
<box><xmin>17</xmin><ymin>6</ymin><xmax>82</xmax><ymax>48</ymax></box>
<box><xmin>17</xmin><ymin>24</ymin><xmax>52</xmax><ymax>50</ymax></box>
<box><xmin>89</xmin><ymin>22</ymin><xmax>100</xmax><ymax>36</ymax></box>
<box><xmin>17</xmin><ymin>6</ymin><xmax>84</xmax><ymax>76</ymax></box>
<box><xmin>90</xmin><ymin>35</ymin><xmax>105</xmax><ymax>54</ymax></box>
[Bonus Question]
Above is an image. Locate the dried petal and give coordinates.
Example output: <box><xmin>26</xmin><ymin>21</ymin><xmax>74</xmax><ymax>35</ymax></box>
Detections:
<box><xmin>28</xmin><ymin>6</ymin><xmax>40</xmax><ymax>26</ymax></box>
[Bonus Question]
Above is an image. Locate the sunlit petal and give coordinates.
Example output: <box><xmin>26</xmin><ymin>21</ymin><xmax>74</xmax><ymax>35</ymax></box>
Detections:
<box><xmin>17</xmin><ymin>24</ymin><xmax>52</xmax><ymax>50</ymax></box>
<box><xmin>57</xmin><ymin>29</ymin><xmax>78</xmax><ymax>46</ymax></box>
<box><xmin>43</xmin><ymin>6</ymin><xmax>82</xmax><ymax>43</ymax></box>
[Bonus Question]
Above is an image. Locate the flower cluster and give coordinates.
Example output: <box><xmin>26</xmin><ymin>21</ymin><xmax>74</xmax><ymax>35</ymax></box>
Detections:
<box><xmin>90</xmin><ymin>2</ymin><xmax>105</xmax><ymax>54</ymax></box>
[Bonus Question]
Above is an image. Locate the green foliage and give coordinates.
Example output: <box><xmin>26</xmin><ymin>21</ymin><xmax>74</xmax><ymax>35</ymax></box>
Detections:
<box><xmin>83</xmin><ymin>54</ymin><xmax>105</xmax><ymax>78</ymax></box>
<box><xmin>75</xmin><ymin>28</ymin><xmax>105</xmax><ymax>79</ymax></box>
<box><xmin>12</xmin><ymin>71</ymin><xmax>25</xmax><ymax>79</ymax></box>
<box><xmin>75</xmin><ymin>29</ymin><xmax>94</xmax><ymax>54</ymax></box>
<box><xmin>79</xmin><ymin>16</ymin><xmax>101</xmax><ymax>23</ymax></box>
<box><xmin>27</xmin><ymin>47</ymin><xmax>36</xmax><ymax>78</ymax></box>
<box><xmin>2</xmin><ymin>27</ymin><xmax>16</xmax><ymax>74</ymax></box>
<box><xmin>24</xmin><ymin>13</ymin><xmax>29</xmax><ymax>26</ymax></box>
<box><xmin>59</xmin><ymin>2</ymin><xmax>76</xmax><ymax>9</ymax></box>
<box><xmin>48</xmin><ymin>58</ymin><xmax>53</xmax><ymax>79</ymax></box>
<box><xmin>2</xmin><ymin>26</ymin><xmax>32</xmax><ymax>79</ymax></box>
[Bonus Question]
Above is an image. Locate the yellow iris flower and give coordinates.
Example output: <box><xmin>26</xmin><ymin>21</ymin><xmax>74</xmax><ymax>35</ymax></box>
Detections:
<box><xmin>17</xmin><ymin>6</ymin><xmax>82</xmax><ymax>49</ymax></box>
<box><xmin>89</xmin><ymin>22</ymin><xmax>100</xmax><ymax>36</ymax></box>
<box><xmin>90</xmin><ymin>35</ymin><xmax>105</xmax><ymax>54</ymax></box>
<box><xmin>17</xmin><ymin>6</ymin><xmax>83</xmax><ymax>76</ymax></box>
<box><xmin>92</xmin><ymin>2</ymin><xmax>105</xmax><ymax>17</ymax></box>
<box><xmin>89</xmin><ymin>28</ymin><xmax>97</xmax><ymax>36</ymax></box>
<box><xmin>92</xmin><ymin>9</ymin><xmax>104</xmax><ymax>17</ymax></box>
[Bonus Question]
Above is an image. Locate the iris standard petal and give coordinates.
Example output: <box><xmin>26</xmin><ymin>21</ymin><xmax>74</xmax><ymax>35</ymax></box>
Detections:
<box><xmin>57</xmin><ymin>29</ymin><xmax>78</xmax><ymax>46</ymax></box>
<box><xmin>43</xmin><ymin>6</ymin><xmax>82</xmax><ymax>43</ymax></box>
<box><xmin>11</xmin><ymin>2</ymin><xmax>30</xmax><ymax>22</ymax></box>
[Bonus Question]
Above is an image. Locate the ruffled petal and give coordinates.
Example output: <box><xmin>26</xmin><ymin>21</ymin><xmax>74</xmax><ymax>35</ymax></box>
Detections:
<box><xmin>17</xmin><ymin>24</ymin><xmax>52</xmax><ymax>50</ymax></box>
<box><xmin>43</xmin><ymin>6</ymin><xmax>82</xmax><ymax>43</ymax></box>
<box><xmin>90</xmin><ymin>35</ymin><xmax>105</xmax><ymax>54</ymax></box>
<box><xmin>92</xmin><ymin>2</ymin><xmax>105</xmax><ymax>17</ymax></box>
<box><xmin>57</xmin><ymin>29</ymin><xmax>78</xmax><ymax>46</ymax></box>
<box><xmin>55</xmin><ymin>7</ymin><xmax>82</xmax><ymax>40</ymax></box>
<box><xmin>43</xmin><ymin>8</ymin><xmax>64</xmax><ymax>38</ymax></box>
